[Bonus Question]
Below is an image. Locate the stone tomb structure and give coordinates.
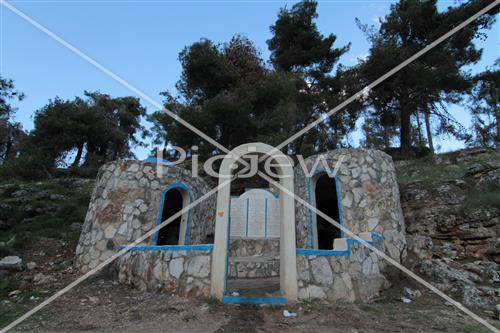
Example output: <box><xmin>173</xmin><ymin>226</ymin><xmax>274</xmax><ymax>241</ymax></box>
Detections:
<box><xmin>75</xmin><ymin>144</ymin><xmax>406</xmax><ymax>303</ymax></box>
<box><xmin>293</xmin><ymin>149</ymin><xmax>406</xmax><ymax>300</ymax></box>
<box><xmin>75</xmin><ymin>160</ymin><xmax>216</xmax><ymax>297</ymax></box>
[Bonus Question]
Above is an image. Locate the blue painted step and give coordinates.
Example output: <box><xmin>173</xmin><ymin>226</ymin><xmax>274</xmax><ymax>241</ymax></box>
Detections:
<box><xmin>222</xmin><ymin>296</ymin><xmax>286</xmax><ymax>305</ymax></box>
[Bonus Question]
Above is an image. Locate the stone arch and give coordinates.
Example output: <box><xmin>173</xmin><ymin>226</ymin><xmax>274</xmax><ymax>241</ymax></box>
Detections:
<box><xmin>154</xmin><ymin>182</ymin><xmax>192</xmax><ymax>245</ymax></box>
<box><xmin>210</xmin><ymin>143</ymin><xmax>298</xmax><ymax>301</ymax></box>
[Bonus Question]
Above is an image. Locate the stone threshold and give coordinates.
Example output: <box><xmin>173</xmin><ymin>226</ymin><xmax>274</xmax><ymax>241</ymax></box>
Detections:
<box><xmin>222</xmin><ymin>296</ymin><xmax>286</xmax><ymax>305</ymax></box>
<box><xmin>229</xmin><ymin>254</ymin><xmax>279</xmax><ymax>263</ymax></box>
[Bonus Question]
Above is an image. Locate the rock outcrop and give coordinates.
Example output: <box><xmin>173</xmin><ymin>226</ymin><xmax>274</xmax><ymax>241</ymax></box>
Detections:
<box><xmin>398</xmin><ymin>148</ymin><xmax>499</xmax><ymax>308</ymax></box>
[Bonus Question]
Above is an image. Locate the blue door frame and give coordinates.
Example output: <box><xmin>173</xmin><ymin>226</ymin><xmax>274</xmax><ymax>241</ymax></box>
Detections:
<box><xmin>153</xmin><ymin>182</ymin><xmax>193</xmax><ymax>245</ymax></box>
<box><xmin>306</xmin><ymin>172</ymin><xmax>344</xmax><ymax>248</ymax></box>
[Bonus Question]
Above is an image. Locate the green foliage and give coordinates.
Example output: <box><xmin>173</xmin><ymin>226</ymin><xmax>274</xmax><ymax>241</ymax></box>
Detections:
<box><xmin>359</xmin><ymin>0</ymin><xmax>498</xmax><ymax>156</ymax></box>
<box><xmin>467</xmin><ymin>59</ymin><xmax>500</xmax><ymax>148</ymax></box>
<box><xmin>177</xmin><ymin>39</ymin><xmax>240</xmax><ymax>101</ymax></box>
<box><xmin>1</xmin><ymin>183</ymin><xmax>20</xmax><ymax>196</ymax></box>
<box><xmin>458</xmin><ymin>324</ymin><xmax>488</xmax><ymax>333</ymax></box>
<box><xmin>1</xmin><ymin>0</ymin><xmax>498</xmax><ymax>178</ymax></box>
<box><xmin>151</xmin><ymin>35</ymin><xmax>304</xmax><ymax>159</ymax></box>
<box><xmin>360</xmin><ymin>114</ymin><xmax>399</xmax><ymax>149</ymax></box>
<box><xmin>0</xmin><ymin>76</ymin><xmax>25</xmax><ymax>164</ymax></box>
<box><xmin>395</xmin><ymin>155</ymin><xmax>467</xmax><ymax>187</ymax></box>
<box><xmin>1</xmin><ymin>91</ymin><xmax>148</xmax><ymax>180</ymax></box>
<box><xmin>0</xmin><ymin>304</ymin><xmax>28</xmax><ymax>328</ymax></box>
<box><xmin>203</xmin><ymin>296</ymin><xmax>222</xmax><ymax>312</ymax></box>
<box><xmin>463</xmin><ymin>179</ymin><xmax>500</xmax><ymax>210</ymax></box>
<box><xmin>298</xmin><ymin>298</ymin><xmax>323</xmax><ymax>312</ymax></box>
<box><xmin>152</xmin><ymin>1</ymin><xmax>359</xmax><ymax>159</ymax></box>
<box><xmin>0</xmin><ymin>179</ymin><xmax>92</xmax><ymax>247</ymax></box>
<box><xmin>0</xmin><ymin>76</ymin><xmax>24</xmax><ymax>121</ymax></box>
<box><xmin>268</xmin><ymin>1</ymin><xmax>358</xmax><ymax>154</ymax></box>
<box><xmin>0</xmin><ymin>243</ymin><xmax>16</xmax><ymax>258</ymax></box>
<box><xmin>0</xmin><ymin>276</ymin><xmax>20</xmax><ymax>299</ymax></box>
<box><xmin>268</xmin><ymin>0</ymin><xmax>348</xmax><ymax>73</ymax></box>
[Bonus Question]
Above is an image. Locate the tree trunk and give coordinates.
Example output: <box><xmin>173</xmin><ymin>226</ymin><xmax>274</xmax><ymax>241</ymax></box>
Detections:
<box><xmin>83</xmin><ymin>143</ymin><xmax>96</xmax><ymax>167</ymax></box>
<box><xmin>415</xmin><ymin>111</ymin><xmax>424</xmax><ymax>148</ymax></box>
<box><xmin>71</xmin><ymin>143</ymin><xmax>84</xmax><ymax>168</ymax></box>
<box><xmin>383</xmin><ymin>127</ymin><xmax>389</xmax><ymax>149</ymax></box>
<box><xmin>400</xmin><ymin>108</ymin><xmax>412</xmax><ymax>158</ymax></box>
<box><xmin>495</xmin><ymin>108</ymin><xmax>499</xmax><ymax>149</ymax></box>
<box><xmin>424</xmin><ymin>110</ymin><xmax>434</xmax><ymax>154</ymax></box>
<box><xmin>331</xmin><ymin>127</ymin><xmax>339</xmax><ymax>150</ymax></box>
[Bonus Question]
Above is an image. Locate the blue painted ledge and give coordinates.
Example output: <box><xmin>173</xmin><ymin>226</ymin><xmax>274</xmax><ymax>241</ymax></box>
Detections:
<box><xmin>117</xmin><ymin>244</ymin><xmax>213</xmax><ymax>252</ymax></box>
<box><xmin>142</xmin><ymin>157</ymin><xmax>171</xmax><ymax>165</ymax></box>
<box><xmin>296</xmin><ymin>232</ymin><xmax>384</xmax><ymax>257</ymax></box>
<box><xmin>371</xmin><ymin>232</ymin><xmax>385</xmax><ymax>242</ymax></box>
<box><xmin>222</xmin><ymin>296</ymin><xmax>286</xmax><ymax>305</ymax></box>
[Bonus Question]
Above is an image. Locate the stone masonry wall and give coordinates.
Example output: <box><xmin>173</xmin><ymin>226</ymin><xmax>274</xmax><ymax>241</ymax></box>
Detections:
<box><xmin>294</xmin><ymin>148</ymin><xmax>406</xmax><ymax>262</ymax></box>
<box><xmin>297</xmin><ymin>240</ymin><xmax>389</xmax><ymax>302</ymax></box>
<box><xmin>75</xmin><ymin>160</ymin><xmax>216</xmax><ymax>273</ymax></box>
<box><xmin>228</xmin><ymin>239</ymin><xmax>280</xmax><ymax>278</ymax></box>
<box><xmin>115</xmin><ymin>250</ymin><xmax>211</xmax><ymax>297</ymax></box>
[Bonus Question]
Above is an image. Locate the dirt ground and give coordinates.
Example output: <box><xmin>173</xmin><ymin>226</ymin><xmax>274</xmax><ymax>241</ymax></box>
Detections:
<box><xmin>2</xmin><ymin>239</ymin><xmax>499</xmax><ymax>333</ymax></box>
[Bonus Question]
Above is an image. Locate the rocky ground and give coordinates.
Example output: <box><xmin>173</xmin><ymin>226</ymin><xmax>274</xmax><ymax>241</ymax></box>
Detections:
<box><xmin>397</xmin><ymin>148</ymin><xmax>499</xmax><ymax>311</ymax></box>
<box><xmin>0</xmin><ymin>148</ymin><xmax>499</xmax><ymax>332</ymax></box>
<box><xmin>2</xmin><ymin>256</ymin><xmax>499</xmax><ymax>333</ymax></box>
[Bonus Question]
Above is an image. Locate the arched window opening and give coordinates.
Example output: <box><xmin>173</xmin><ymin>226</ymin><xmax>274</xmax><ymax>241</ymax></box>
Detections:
<box><xmin>314</xmin><ymin>174</ymin><xmax>341</xmax><ymax>250</ymax></box>
<box><xmin>157</xmin><ymin>188</ymin><xmax>184</xmax><ymax>245</ymax></box>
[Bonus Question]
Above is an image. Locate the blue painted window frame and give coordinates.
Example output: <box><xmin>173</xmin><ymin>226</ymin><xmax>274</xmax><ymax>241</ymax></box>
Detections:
<box><xmin>296</xmin><ymin>232</ymin><xmax>384</xmax><ymax>257</ymax></box>
<box><xmin>307</xmin><ymin>171</ymin><xmax>344</xmax><ymax>249</ymax></box>
<box><xmin>153</xmin><ymin>182</ymin><xmax>193</xmax><ymax>245</ymax></box>
<box><xmin>143</xmin><ymin>157</ymin><xmax>171</xmax><ymax>165</ymax></box>
<box><xmin>118</xmin><ymin>244</ymin><xmax>213</xmax><ymax>252</ymax></box>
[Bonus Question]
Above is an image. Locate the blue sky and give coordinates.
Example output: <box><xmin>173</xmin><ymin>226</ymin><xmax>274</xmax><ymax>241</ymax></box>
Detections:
<box><xmin>1</xmin><ymin>0</ymin><xmax>498</xmax><ymax>159</ymax></box>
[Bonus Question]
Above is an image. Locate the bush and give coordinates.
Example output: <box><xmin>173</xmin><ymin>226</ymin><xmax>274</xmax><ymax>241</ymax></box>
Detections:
<box><xmin>464</xmin><ymin>180</ymin><xmax>500</xmax><ymax>209</ymax></box>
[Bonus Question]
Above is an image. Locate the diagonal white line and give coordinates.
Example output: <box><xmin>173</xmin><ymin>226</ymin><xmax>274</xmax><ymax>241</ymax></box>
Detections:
<box><xmin>0</xmin><ymin>8</ymin><xmax>251</xmax><ymax>331</ymax></box>
<box><xmin>0</xmin><ymin>0</ymin><xmax>234</xmax><ymax>157</ymax></box>
<box><xmin>253</xmin><ymin>167</ymin><xmax>500</xmax><ymax>333</ymax></box>
<box><xmin>3</xmin><ymin>0</ymin><xmax>498</xmax><ymax>331</ymax></box>
<box><xmin>2</xmin><ymin>0</ymin><xmax>261</xmax><ymax>183</ymax></box>
<box><xmin>1</xmin><ymin>0</ymin><xmax>265</xmax><ymax>182</ymax></box>
<box><xmin>0</xmin><ymin>177</ymin><xmax>231</xmax><ymax>333</ymax></box>
<box><xmin>261</xmin><ymin>0</ymin><xmax>500</xmax><ymax>159</ymax></box>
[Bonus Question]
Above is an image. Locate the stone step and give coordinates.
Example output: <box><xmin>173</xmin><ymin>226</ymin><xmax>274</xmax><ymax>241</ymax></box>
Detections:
<box><xmin>333</xmin><ymin>238</ymin><xmax>348</xmax><ymax>251</ymax></box>
<box><xmin>228</xmin><ymin>257</ymin><xmax>280</xmax><ymax>279</ymax></box>
<box><xmin>226</xmin><ymin>277</ymin><xmax>281</xmax><ymax>297</ymax></box>
<box><xmin>229</xmin><ymin>254</ymin><xmax>279</xmax><ymax>263</ymax></box>
<box><xmin>332</xmin><ymin>232</ymin><xmax>377</xmax><ymax>251</ymax></box>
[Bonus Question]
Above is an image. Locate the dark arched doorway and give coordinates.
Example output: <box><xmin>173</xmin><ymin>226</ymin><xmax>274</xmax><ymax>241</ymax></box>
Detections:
<box><xmin>156</xmin><ymin>188</ymin><xmax>184</xmax><ymax>245</ymax></box>
<box><xmin>314</xmin><ymin>174</ymin><xmax>341</xmax><ymax>249</ymax></box>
